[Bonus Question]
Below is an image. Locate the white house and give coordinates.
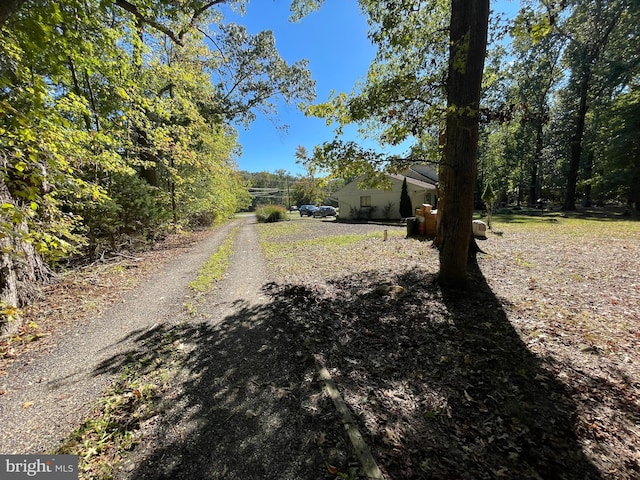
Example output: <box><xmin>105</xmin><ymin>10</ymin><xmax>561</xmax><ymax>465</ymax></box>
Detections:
<box><xmin>333</xmin><ymin>165</ymin><xmax>438</xmax><ymax>220</ymax></box>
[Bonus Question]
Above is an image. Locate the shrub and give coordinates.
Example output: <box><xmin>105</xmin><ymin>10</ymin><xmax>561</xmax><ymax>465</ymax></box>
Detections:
<box><xmin>349</xmin><ymin>206</ymin><xmax>378</xmax><ymax>221</ymax></box>
<box><xmin>400</xmin><ymin>178</ymin><xmax>413</xmax><ymax>218</ymax></box>
<box><xmin>255</xmin><ymin>205</ymin><xmax>287</xmax><ymax>223</ymax></box>
<box><xmin>74</xmin><ymin>173</ymin><xmax>170</xmax><ymax>257</ymax></box>
<box><xmin>383</xmin><ymin>201</ymin><xmax>396</xmax><ymax>219</ymax></box>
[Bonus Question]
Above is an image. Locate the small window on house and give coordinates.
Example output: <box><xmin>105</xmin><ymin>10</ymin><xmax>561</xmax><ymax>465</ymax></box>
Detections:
<box><xmin>360</xmin><ymin>195</ymin><xmax>371</xmax><ymax>207</ymax></box>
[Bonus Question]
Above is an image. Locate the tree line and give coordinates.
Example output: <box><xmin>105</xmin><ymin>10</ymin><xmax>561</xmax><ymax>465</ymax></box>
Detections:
<box><xmin>0</xmin><ymin>0</ymin><xmax>314</xmax><ymax>333</ymax></box>
<box><xmin>482</xmin><ymin>0</ymin><xmax>640</xmax><ymax>211</ymax></box>
<box><xmin>298</xmin><ymin>0</ymin><xmax>639</xmax><ymax>286</ymax></box>
<box><xmin>303</xmin><ymin>1</ymin><xmax>639</xmax><ymax>214</ymax></box>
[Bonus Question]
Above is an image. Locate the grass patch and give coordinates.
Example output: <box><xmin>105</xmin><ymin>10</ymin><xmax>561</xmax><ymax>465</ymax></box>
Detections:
<box><xmin>481</xmin><ymin>212</ymin><xmax>640</xmax><ymax>237</ymax></box>
<box><xmin>260</xmin><ymin>232</ymin><xmax>390</xmax><ymax>260</ymax></box>
<box><xmin>256</xmin><ymin>220</ymin><xmax>303</xmax><ymax>241</ymax></box>
<box><xmin>54</xmin><ymin>329</ymin><xmax>188</xmax><ymax>479</ymax></box>
<box><xmin>189</xmin><ymin>226</ymin><xmax>239</xmax><ymax>292</ymax></box>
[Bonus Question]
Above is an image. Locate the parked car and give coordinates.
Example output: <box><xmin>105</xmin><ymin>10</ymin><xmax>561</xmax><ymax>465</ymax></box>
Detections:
<box><xmin>313</xmin><ymin>206</ymin><xmax>337</xmax><ymax>218</ymax></box>
<box><xmin>299</xmin><ymin>205</ymin><xmax>319</xmax><ymax>216</ymax></box>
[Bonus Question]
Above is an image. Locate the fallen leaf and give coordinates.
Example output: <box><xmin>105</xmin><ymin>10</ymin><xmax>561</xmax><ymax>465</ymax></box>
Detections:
<box><xmin>22</xmin><ymin>401</ymin><xmax>34</xmax><ymax>409</ymax></box>
<box><xmin>325</xmin><ymin>462</ymin><xmax>338</xmax><ymax>475</ymax></box>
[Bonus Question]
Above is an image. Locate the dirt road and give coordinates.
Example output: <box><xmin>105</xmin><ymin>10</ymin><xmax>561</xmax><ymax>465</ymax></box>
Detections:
<box><xmin>0</xmin><ymin>220</ymin><xmax>244</xmax><ymax>454</ymax></box>
<box><xmin>1</xmin><ymin>217</ymin><xmax>355</xmax><ymax>479</ymax></box>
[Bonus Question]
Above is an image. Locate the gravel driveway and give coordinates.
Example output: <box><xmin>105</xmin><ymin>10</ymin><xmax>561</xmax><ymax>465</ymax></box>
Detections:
<box><xmin>1</xmin><ymin>216</ymin><xmax>365</xmax><ymax>479</ymax></box>
<box><xmin>0</xmin><ymin>220</ymin><xmax>242</xmax><ymax>454</ymax></box>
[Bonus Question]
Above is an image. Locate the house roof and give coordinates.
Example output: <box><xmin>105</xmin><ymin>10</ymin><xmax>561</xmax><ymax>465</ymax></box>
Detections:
<box><xmin>403</xmin><ymin>164</ymin><xmax>439</xmax><ymax>184</ymax></box>
<box><xmin>389</xmin><ymin>174</ymin><xmax>436</xmax><ymax>190</ymax></box>
<box><xmin>332</xmin><ymin>165</ymin><xmax>438</xmax><ymax>198</ymax></box>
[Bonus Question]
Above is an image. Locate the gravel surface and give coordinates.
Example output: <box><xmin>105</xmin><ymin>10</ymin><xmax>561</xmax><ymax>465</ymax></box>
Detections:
<box><xmin>110</xmin><ymin>216</ymin><xmax>358</xmax><ymax>479</ymax></box>
<box><xmin>2</xmin><ymin>212</ymin><xmax>638</xmax><ymax>480</ymax></box>
<box><xmin>0</xmin><ymin>220</ymin><xmax>241</xmax><ymax>454</ymax></box>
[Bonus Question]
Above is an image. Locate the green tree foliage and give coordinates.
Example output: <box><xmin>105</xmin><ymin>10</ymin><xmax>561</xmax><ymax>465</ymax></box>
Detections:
<box><xmin>243</xmin><ymin>170</ymin><xmax>296</xmax><ymax>209</ymax></box>
<box><xmin>302</xmin><ymin>0</ymin><xmax>450</xmax><ymax>176</ymax></box>
<box><xmin>597</xmin><ymin>87</ymin><xmax>640</xmax><ymax>211</ymax></box>
<box><xmin>502</xmin><ymin>13</ymin><xmax>564</xmax><ymax>206</ymax></box>
<box><xmin>292</xmin><ymin>145</ymin><xmax>328</xmax><ymax>206</ymax></box>
<box><xmin>399</xmin><ymin>177</ymin><xmax>413</xmax><ymax>218</ymax></box>
<box><xmin>544</xmin><ymin>0</ymin><xmax>640</xmax><ymax>210</ymax></box>
<box><xmin>296</xmin><ymin>0</ymin><xmax>490</xmax><ymax>286</ymax></box>
<box><xmin>462</xmin><ymin>0</ymin><xmax>640</xmax><ymax>214</ymax></box>
<box><xmin>0</xmin><ymin>0</ymin><xmax>313</xmax><ymax>331</ymax></box>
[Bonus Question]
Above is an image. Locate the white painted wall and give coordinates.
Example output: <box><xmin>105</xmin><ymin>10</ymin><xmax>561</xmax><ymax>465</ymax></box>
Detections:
<box><xmin>335</xmin><ymin>176</ymin><xmax>436</xmax><ymax>220</ymax></box>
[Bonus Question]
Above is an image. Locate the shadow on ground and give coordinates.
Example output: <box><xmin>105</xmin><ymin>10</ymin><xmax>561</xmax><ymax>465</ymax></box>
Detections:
<box><xmin>267</xmin><ymin>267</ymin><xmax>605</xmax><ymax>480</ymax></box>
<box><xmin>94</xmin><ymin>267</ymin><xmax>606</xmax><ymax>480</ymax></box>
<box><xmin>94</xmin><ymin>299</ymin><xmax>353</xmax><ymax>480</ymax></box>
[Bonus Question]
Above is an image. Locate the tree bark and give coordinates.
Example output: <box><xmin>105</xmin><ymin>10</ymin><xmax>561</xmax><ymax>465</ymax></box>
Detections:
<box><xmin>0</xmin><ymin>0</ymin><xmax>27</xmax><ymax>25</ymax></box>
<box><xmin>528</xmin><ymin>118</ymin><xmax>544</xmax><ymax>206</ymax></box>
<box><xmin>561</xmin><ymin>6</ymin><xmax>620</xmax><ymax>211</ymax></box>
<box><xmin>582</xmin><ymin>150</ymin><xmax>593</xmax><ymax>207</ymax></box>
<box><xmin>437</xmin><ymin>0</ymin><xmax>489</xmax><ymax>288</ymax></box>
<box><xmin>0</xmin><ymin>179</ymin><xmax>50</xmax><ymax>336</ymax></box>
<box><xmin>563</xmin><ymin>69</ymin><xmax>590</xmax><ymax>210</ymax></box>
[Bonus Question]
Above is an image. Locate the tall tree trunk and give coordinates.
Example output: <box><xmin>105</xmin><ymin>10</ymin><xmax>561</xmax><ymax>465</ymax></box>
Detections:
<box><xmin>582</xmin><ymin>150</ymin><xmax>593</xmax><ymax>207</ymax></box>
<box><xmin>437</xmin><ymin>0</ymin><xmax>489</xmax><ymax>287</ymax></box>
<box><xmin>68</xmin><ymin>57</ymin><xmax>93</xmax><ymax>133</ymax></box>
<box><xmin>629</xmin><ymin>150</ymin><xmax>640</xmax><ymax>212</ymax></box>
<box><xmin>562</xmin><ymin>5</ymin><xmax>619</xmax><ymax>211</ymax></box>
<box><xmin>563</xmin><ymin>70</ymin><xmax>591</xmax><ymax>210</ymax></box>
<box><xmin>84</xmin><ymin>70</ymin><xmax>101</xmax><ymax>132</ymax></box>
<box><xmin>528</xmin><ymin>161</ymin><xmax>538</xmax><ymax>207</ymax></box>
<box><xmin>529</xmin><ymin>119</ymin><xmax>545</xmax><ymax>206</ymax></box>
<box><xmin>0</xmin><ymin>179</ymin><xmax>50</xmax><ymax>336</ymax></box>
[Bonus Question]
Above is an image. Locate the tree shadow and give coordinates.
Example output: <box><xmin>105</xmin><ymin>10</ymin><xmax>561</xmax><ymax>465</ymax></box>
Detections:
<box><xmin>268</xmin><ymin>267</ymin><xmax>605</xmax><ymax>479</ymax></box>
<box><xmin>93</xmin><ymin>266</ymin><xmax>607</xmax><ymax>480</ymax></box>
<box><xmin>94</xmin><ymin>298</ymin><xmax>353</xmax><ymax>480</ymax></box>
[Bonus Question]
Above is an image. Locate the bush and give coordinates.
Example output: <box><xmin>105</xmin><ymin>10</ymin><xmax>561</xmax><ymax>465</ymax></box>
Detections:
<box><xmin>383</xmin><ymin>201</ymin><xmax>396</xmax><ymax>219</ymax></box>
<box><xmin>74</xmin><ymin>173</ymin><xmax>171</xmax><ymax>257</ymax></box>
<box><xmin>255</xmin><ymin>205</ymin><xmax>287</xmax><ymax>223</ymax></box>
<box><xmin>349</xmin><ymin>206</ymin><xmax>378</xmax><ymax>221</ymax></box>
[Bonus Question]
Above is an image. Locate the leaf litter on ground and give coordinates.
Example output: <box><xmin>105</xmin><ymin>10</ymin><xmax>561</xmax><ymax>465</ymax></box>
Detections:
<box><xmin>260</xmin><ymin>215</ymin><xmax>640</xmax><ymax>480</ymax></box>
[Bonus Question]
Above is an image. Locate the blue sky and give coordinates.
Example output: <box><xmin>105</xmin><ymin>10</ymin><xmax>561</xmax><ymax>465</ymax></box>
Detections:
<box><xmin>221</xmin><ymin>1</ymin><xmax>518</xmax><ymax>176</ymax></box>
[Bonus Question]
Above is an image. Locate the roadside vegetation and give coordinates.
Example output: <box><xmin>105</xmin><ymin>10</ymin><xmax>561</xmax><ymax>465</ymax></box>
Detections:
<box><xmin>189</xmin><ymin>226</ymin><xmax>240</xmax><ymax>292</ymax></box>
<box><xmin>255</xmin><ymin>205</ymin><xmax>289</xmax><ymax>223</ymax></box>
<box><xmin>54</xmin><ymin>327</ymin><xmax>190</xmax><ymax>480</ymax></box>
<box><xmin>0</xmin><ymin>0</ymin><xmax>314</xmax><ymax>334</ymax></box>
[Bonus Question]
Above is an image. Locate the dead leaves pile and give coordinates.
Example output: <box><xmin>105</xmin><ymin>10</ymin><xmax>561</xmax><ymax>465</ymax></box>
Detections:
<box><xmin>262</xmin><ymin>218</ymin><xmax>640</xmax><ymax>480</ymax></box>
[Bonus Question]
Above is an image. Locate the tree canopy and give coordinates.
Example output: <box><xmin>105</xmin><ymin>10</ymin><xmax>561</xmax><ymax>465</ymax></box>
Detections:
<box><xmin>293</xmin><ymin>0</ymin><xmax>640</xmax><ymax>285</ymax></box>
<box><xmin>0</xmin><ymin>0</ymin><xmax>315</xmax><ymax>331</ymax></box>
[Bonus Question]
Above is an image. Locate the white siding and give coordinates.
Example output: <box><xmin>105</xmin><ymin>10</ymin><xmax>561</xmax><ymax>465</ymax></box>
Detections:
<box><xmin>335</xmin><ymin>176</ymin><xmax>436</xmax><ymax>220</ymax></box>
